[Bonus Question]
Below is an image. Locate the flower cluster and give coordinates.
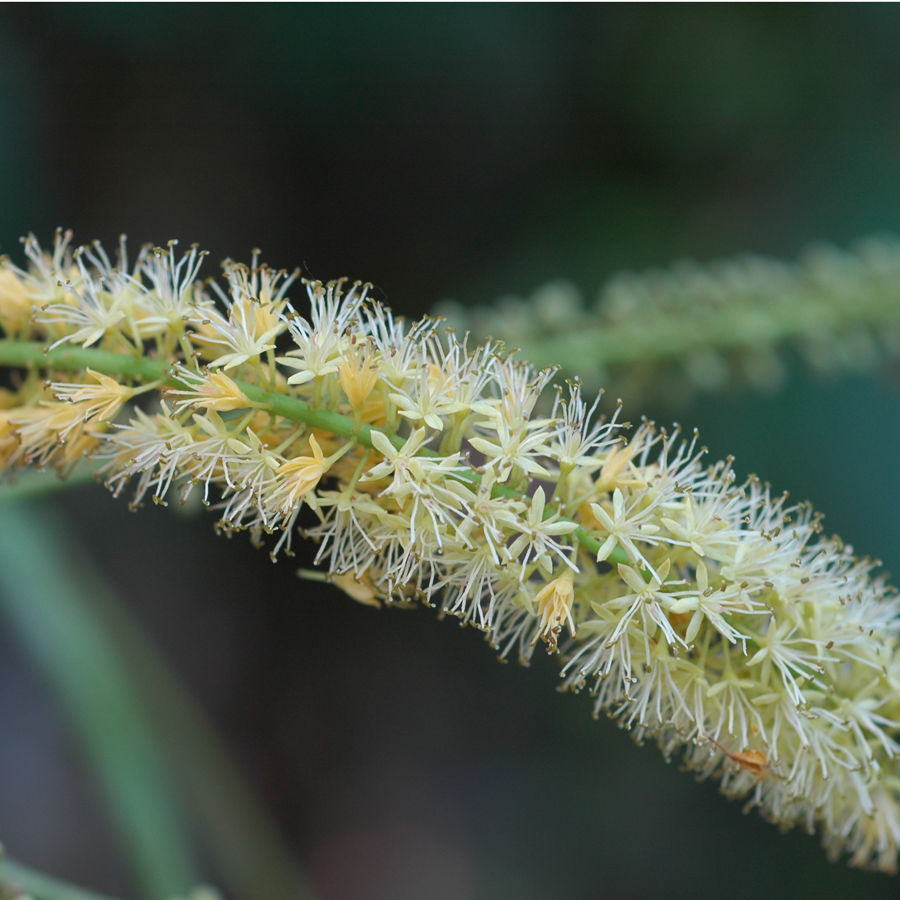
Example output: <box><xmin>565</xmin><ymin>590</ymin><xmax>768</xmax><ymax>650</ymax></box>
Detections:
<box><xmin>2</xmin><ymin>231</ymin><xmax>900</xmax><ymax>872</ymax></box>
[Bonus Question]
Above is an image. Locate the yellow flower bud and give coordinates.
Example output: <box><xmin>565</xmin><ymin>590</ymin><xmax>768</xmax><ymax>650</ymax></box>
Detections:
<box><xmin>532</xmin><ymin>572</ymin><xmax>576</xmax><ymax>653</ymax></box>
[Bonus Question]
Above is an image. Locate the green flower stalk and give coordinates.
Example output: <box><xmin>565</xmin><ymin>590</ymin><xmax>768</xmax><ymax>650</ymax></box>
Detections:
<box><xmin>434</xmin><ymin>236</ymin><xmax>900</xmax><ymax>404</ymax></box>
<box><xmin>2</xmin><ymin>231</ymin><xmax>900</xmax><ymax>873</ymax></box>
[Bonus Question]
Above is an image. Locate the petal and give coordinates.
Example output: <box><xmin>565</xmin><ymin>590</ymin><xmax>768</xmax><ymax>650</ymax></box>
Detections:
<box><xmin>696</xmin><ymin>560</ymin><xmax>709</xmax><ymax>592</ymax></box>
<box><xmin>685</xmin><ymin>610</ymin><xmax>704</xmax><ymax>645</ymax></box>
<box><xmin>612</xmin><ymin>487</ymin><xmax>625</xmax><ymax>519</ymax></box>
<box><xmin>595</xmin><ymin>534</ymin><xmax>618</xmax><ymax>562</ymax></box>
<box><xmin>544</xmin><ymin>521</ymin><xmax>579</xmax><ymax>535</ymax></box>
<box><xmin>668</xmin><ymin>598</ymin><xmax>698</xmax><ymax>614</ymax></box>
<box><xmin>746</xmin><ymin>647</ymin><xmax>768</xmax><ymax>667</ymax></box>
<box><xmin>370</xmin><ymin>429</ymin><xmax>396</xmax><ymax>459</ymax></box>
<box><xmin>618</xmin><ymin>564</ymin><xmax>648</xmax><ymax>594</ymax></box>
<box><xmin>532</xmin><ymin>486</ymin><xmax>546</xmax><ymax>521</ymax></box>
<box><xmin>590</xmin><ymin>503</ymin><xmax>615</xmax><ymax>530</ymax></box>
<box><xmin>469</xmin><ymin>437</ymin><xmax>500</xmax><ymax>457</ymax></box>
<box><xmin>308</xmin><ymin>433</ymin><xmax>324</xmax><ymax>464</ymax></box>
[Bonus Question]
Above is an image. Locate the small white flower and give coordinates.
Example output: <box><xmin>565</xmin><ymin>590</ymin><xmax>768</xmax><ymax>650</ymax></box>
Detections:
<box><xmin>38</xmin><ymin>252</ymin><xmax>129</xmax><ymax>350</ymax></box>
<box><xmin>590</xmin><ymin>487</ymin><xmax>662</xmax><ymax>570</ymax></box>
<box><xmin>549</xmin><ymin>381</ymin><xmax>619</xmax><ymax>473</ymax></box>
<box><xmin>388</xmin><ymin>345</ymin><xmax>471</xmax><ymax>431</ymax></box>
<box><xmin>136</xmin><ymin>240</ymin><xmax>208</xmax><ymax>329</ymax></box>
<box><xmin>278</xmin><ymin>279</ymin><xmax>367</xmax><ymax>385</ymax></box>
<box><xmin>666</xmin><ymin>559</ymin><xmax>760</xmax><ymax>646</ymax></box>
<box><xmin>506</xmin><ymin>486</ymin><xmax>578</xmax><ymax>575</ymax></box>
<box><xmin>191</xmin><ymin>301</ymin><xmax>283</xmax><ymax>370</ymax></box>
<box><xmin>100</xmin><ymin>401</ymin><xmax>197</xmax><ymax>505</ymax></box>
<box><xmin>531</xmin><ymin>572</ymin><xmax>577</xmax><ymax>652</ymax></box>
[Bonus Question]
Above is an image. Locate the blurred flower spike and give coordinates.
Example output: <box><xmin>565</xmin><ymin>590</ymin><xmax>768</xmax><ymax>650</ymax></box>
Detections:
<box><xmin>2</xmin><ymin>230</ymin><xmax>900</xmax><ymax>873</ymax></box>
<box><xmin>434</xmin><ymin>237</ymin><xmax>900</xmax><ymax>406</ymax></box>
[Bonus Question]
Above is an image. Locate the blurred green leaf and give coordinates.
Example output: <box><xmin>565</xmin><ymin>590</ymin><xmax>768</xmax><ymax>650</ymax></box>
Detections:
<box><xmin>86</xmin><ymin>556</ymin><xmax>317</xmax><ymax>900</ymax></box>
<box><xmin>0</xmin><ymin>502</ymin><xmax>198</xmax><ymax>900</ymax></box>
<box><xmin>0</xmin><ymin>466</ymin><xmax>99</xmax><ymax>506</ymax></box>
<box><xmin>0</xmin><ymin>498</ymin><xmax>316</xmax><ymax>900</ymax></box>
<box><xmin>0</xmin><ymin>857</ymin><xmax>120</xmax><ymax>900</ymax></box>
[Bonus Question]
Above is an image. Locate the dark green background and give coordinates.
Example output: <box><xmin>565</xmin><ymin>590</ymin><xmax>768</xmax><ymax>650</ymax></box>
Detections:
<box><xmin>1</xmin><ymin>5</ymin><xmax>900</xmax><ymax>899</ymax></box>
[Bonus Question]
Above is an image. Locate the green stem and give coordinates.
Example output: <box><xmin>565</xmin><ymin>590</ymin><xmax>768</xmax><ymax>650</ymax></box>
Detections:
<box><xmin>0</xmin><ymin>340</ymin><xmax>631</xmax><ymax>567</ymax></box>
<box><xmin>511</xmin><ymin>281</ymin><xmax>900</xmax><ymax>371</ymax></box>
<box><xmin>0</xmin><ymin>341</ymin><xmax>389</xmax><ymax>450</ymax></box>
<box><xmin>0</xmin><ymin>342</ymin><xmax>171</xmax><ymax>382</ymax></box>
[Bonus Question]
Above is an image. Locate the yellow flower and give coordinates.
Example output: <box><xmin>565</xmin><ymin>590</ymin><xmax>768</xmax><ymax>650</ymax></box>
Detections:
<box><xmin>274</xmin><ymin>434</ymin><xmax>326</xmax><ymax>510</ymax></box>
<box><xmin>8</xmin><ymin>402</ymin><xmax>87</xmax><ymax>466</ymax></box>
<box><xmin>9</xmin><ymin>371</ymin><xmax>131</xmax><ymax>469</ymax></box>
<box><xmin>196</xmin><ymin>370</ymin><xmax>249</xmax><ymax>411</ymax></box>
<box><xmin>0</xmin><ymin>410</ymin><xmax>20</xmax><ymax>470</ymax></box>
<box><xmin>593</xmin><ymin>431</ymin><xmax>648</xmax><ymax>494</ymax></box>
<box><xmin>332</xmin><ymin>573</ymin><xmax>381</xmax><ymax>608</ymax></box>
<box><xmin>298</xmin><ymin>569</ymin><xmax>382</xmax><ymax>608</ymax></box>
<box><xmin>166</xmin><ymin>367</ymin><xmax>250</xmax><ymax>412</ymax></box>
<box><xmin>57</xmin><ymin>426</ymin><xmax>104</xmax><ymax>468</ymax></box>
<box><xmin>54</xmin><ymin>369</ymin><xmax>133</xmax><ymax>421</ymax></box>
<box><xmin>0</xmin><ymin>265</ymin><xmax>29</xmax><ymax>335</ymax></box>
<box><xmin>532</xmin><ymin>573</ymin><xmax>576</xmax><ymax>653</ymax></box>
<box><xmin>338</xmin><ymin>338</ymin><xmax>379</xmax><ymax>411</ymax></box>
<box><xmin>251</xmin><ymin>296</ymin><xmax>282</xmax><ymax>336</ymax></box>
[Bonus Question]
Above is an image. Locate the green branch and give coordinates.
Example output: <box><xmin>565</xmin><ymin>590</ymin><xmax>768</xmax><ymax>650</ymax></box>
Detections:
<box><xmin>510</xmin><ymin>289</ymin><xmax>898</xmax><ymax>369</ymax></box>
<box><xmin>0</xmin><ymin>340</ymin><xmax>630</xmax><ymax>567</ymax></box>
<box><xmin>0</xmin><ymin>342</ymin><xmax>170</xmax><ymax>383</ymax></box>
<box><xmin>441</xmin><ymin>238</ymin><xmax>900</xmax><ymax>392</ymax></box>
<box><xmin>0</xmin><ymin>341</ymin><xmax>388</xmax><ymax>449</ymax></box>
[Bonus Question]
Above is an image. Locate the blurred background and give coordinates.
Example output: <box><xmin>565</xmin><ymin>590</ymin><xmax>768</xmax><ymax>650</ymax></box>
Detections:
<box><xmin>2</xmin><ymin>5</ymin><xmax>900</xmax><ymax>900</ymax></box>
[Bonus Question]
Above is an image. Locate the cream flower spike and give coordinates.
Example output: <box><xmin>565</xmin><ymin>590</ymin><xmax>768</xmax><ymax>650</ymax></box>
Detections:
<box><xmin>1</xmin><ymin>230</ymin><xmax>900</xmax><ymax>873</ymax></box>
